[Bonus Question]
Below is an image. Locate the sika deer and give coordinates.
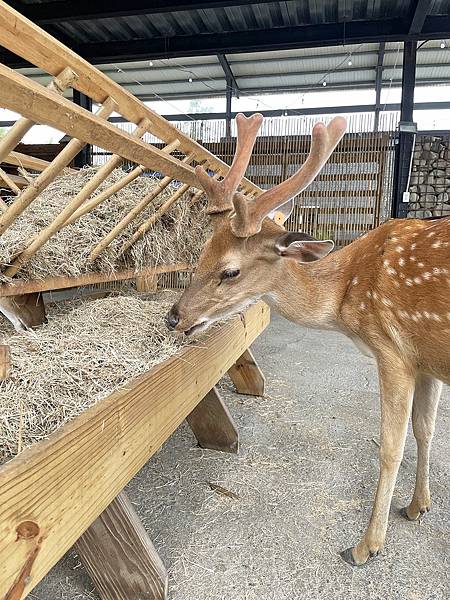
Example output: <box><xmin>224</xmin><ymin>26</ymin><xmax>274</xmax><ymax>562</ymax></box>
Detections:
<box><xmin>166</xmin><ymin>113</ymin><xmax>449</xmax><ymax>566</ymax></box>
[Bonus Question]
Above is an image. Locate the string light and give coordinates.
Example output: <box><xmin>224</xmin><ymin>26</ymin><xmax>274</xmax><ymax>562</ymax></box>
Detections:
<box><xmin>348</xmin><ymin>59</ymin><xmax>352</xmax><ymax>66</ymax></box>
<box><xmin>188</xmin><ymin>77</ymin><xmax>193</xmax><ymax>83</ymax></box>
<box><xmin>322</xmin><ymin>81</ymin><xmax>327</xmax><ymax>87</ymax></box>
<box><xmin>440</xmin><ymin>40</ymin><xmax>446</xmax><ymax>49</ymax></box>
<box><xmin>149</xmin><ymin>60</ymin><xmax>154</xmax><ymax>66</ymax></box>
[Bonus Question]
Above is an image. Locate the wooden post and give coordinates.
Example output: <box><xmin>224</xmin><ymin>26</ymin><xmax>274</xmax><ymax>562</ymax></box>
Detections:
<box><xmin>186</xmin><ymin>386</ymin><xmax>239</xmax><ymax>453</ymax></box>
<box><xmin>74</xmin><ymin>492</ymin><xmax>168</xmax><ymax>600</ymax></box>
<box><xmin>228</xmin><ymin>349</ymin><xmax>265</xmax><ymax>396</ymax></box>
<box><xmin>0</xmin><ymin>345</ymin><xmax>11</xmax><ymax>381</ymax></box>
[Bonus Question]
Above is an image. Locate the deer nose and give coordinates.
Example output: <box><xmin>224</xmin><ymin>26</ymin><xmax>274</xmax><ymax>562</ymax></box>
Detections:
<box><xmin>165</xmin><ymin>307</ymin><xmax>180</xmax><ymax>330</ymax></box>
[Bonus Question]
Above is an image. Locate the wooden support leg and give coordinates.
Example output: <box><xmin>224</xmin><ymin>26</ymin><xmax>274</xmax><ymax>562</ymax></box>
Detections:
<box><xmin>74</xmin><ymin>492</ymin><xmax>168</xmax><ymax>600</ymax></box>
<box><xmin>227</xmin><ymin>348</ymin><xmax>265</xmax><ymax>396</ymax></box>
<box><xmin>186</xmin><ymin>386</ymin><xmax>239</xmax><ymax>453</ymax></box>
<box><xmin>0</xmin><ymin>344</ymin><xmax>11</xmax><ymax>380</ymax></box>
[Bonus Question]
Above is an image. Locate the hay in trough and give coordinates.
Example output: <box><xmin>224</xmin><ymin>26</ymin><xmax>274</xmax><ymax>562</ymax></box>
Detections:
<box><xmin>0</xmin><ymin>291</ymin><xmax>191</xmax><ymax>463</ymax></box>
<box><xmin>0</xmin><ymin>167</ymin><xmax>210</xmax><ymax>282</ymax></box>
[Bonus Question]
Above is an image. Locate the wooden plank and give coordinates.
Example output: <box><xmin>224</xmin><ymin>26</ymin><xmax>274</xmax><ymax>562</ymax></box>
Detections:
<box><xmin>0</xmin><ymin>345</ymin><xmax>11</xmax><ymax>381</ymax></box>
<box><xmin>74</xmin><ymin>492</ymin><xmax>168</xmax><ymax>600</ymax></box>
<box><xmin>0</xmin><ymin>263</ymin><xmax>190</xmax><ymax>298</ymax></box>
<box><xmin>0</xmin><ymin>301</ymin><xmax>270</xmax><ymax>598</ymax></box>
<box><xmin>2</xmin><ymin>152</ymin><xmax>55</xmax><ymax>173</ymax></box>
<box><xmin>0</xmin><ymin>64</ymin><xmax>200</xmax><ymax>189</ymax></box>
<box><xmin>228</xmin><ymin>349</ymin><xmax>265</xmax><ymax>396</ymax></box>
<box><xmin>186</xmin><ymin>386</ymin><xmax>239</xmax><ymax>454</ymax></box>
<box><xmin>0</xmin><ymin>1</ymin><xmax>261</xmax><ymax>196</ymax></box>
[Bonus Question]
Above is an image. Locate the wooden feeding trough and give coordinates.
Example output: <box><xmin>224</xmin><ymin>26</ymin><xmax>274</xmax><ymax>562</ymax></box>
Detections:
<box><xmin>0</xmin><ymin>2</ymin><xmax>269</xmax><ymax>598</ymax></box>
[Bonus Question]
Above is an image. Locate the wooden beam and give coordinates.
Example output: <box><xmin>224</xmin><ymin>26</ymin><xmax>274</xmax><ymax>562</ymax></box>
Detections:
<box><xmin>409</xmin><ymin>0</ymin><xmax>433</xmax><ymax>34</ymax></box>
<box><xmin>228</xmin><ymin>349</ymin><xmax>265</xmax><ymax>396</ymax></box>
<box><xmin>186</xmin><ymin>386</ymin><xmax>239</xmax><ymax>453</ymax></box>
<box><xmin>74</xmin><ymin>492</ymin><xmax>168</xmax><ymax>600</ymax></box>
<box><xmin>0</xmin><ymin>264</ymin><xmax>190</xmax><ymax>298</ymax></box>
<box><xmin>0</xmin><ymin>97</ymin><xmax>118</xmax><ymax>238</ymax></box>
<box><xmin>0</xmin><ymin>64</ymin><xmax>200</xmax><ymax>189</ymax></box>
<box><xmin>0</xmin><ymin>345</ymin><xmax>11</xmax><ymax>381</ymax></box>
<box><xmin>0</xmin><ymin>1</ymin><xmax>261</xmax><ymax>196</ymax></box>
<box><xmin>0</xmin><ymin>67</ymin><xmax>77</xmax><ymax>164</ymax></box>
<box><xmin>0</xmin><ymin>302</ymin><xmax>270</xmax><ymax>598</ymax></box>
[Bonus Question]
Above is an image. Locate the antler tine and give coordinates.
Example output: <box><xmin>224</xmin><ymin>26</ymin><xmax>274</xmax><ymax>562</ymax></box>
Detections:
<box><xmin>231</xmin><ymin>116</ymin><xmax>347</xmax><ymax>237</ymax></box>
<box><xmin>195</xmin><ymin>112</ymin><xmax>263</xmax><ymax>215</ymax></box>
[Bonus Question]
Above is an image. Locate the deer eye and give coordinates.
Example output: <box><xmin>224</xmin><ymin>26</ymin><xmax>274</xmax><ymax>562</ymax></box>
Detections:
<box><xmin>220</xmin><ymin>268</ymin><xmax>240</xmax><ymax>281</ymax></box>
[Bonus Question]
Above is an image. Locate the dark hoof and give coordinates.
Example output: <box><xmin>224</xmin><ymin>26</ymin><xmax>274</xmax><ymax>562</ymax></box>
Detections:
<box><xmin>339</xmin><ymin>547</ymin><xmax>357</xmax><ymax>566</ymax></box>
<box><xmin>400</xmin><ymin>506</ymin><xmax>416</xmax><ymax>521</ymax></box>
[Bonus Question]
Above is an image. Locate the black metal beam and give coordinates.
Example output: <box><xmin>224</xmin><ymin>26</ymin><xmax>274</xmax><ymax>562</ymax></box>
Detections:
<box><xmin>409</xmin><ymin>0</ymin><xmax>433</xmax><ymax>34</ymax></box>
<box><xmin>12</xmin><ymin>0</ymin><xmax>279</xmax><ymax>24</ymax></box>
<box><xmin>392</xmin><ymin>41</ymin><xmax>417</xmax><ymax>218</ymax></box>
<box><xmin>374</xmin><ymin>42</ymin><xmax>386</xmax><ymax>131</ymax></box>
<box><xmin>72</xmin><ymin>90</ymin><xmax>92</xmax><ymax>167</ymax></box>
<box><xmin>3</xmin><ymin>16</ymin><xmax>450</xmax><ymax>68</ymax></box>
<box><xmin>217</xmin><ymin>54</ymin><xmax>239</xmax><ymax>97</ymax></box>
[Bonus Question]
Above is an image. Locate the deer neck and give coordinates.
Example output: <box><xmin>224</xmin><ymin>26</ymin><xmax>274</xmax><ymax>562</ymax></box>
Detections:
<box><xmin>266</xmin><ymin>250</ymin><xmax>349</xmax><ymax>331</ymax></box>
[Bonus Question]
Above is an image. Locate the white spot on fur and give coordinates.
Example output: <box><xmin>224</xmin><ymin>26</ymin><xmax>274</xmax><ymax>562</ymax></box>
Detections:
<box><xmin>366</xmin><ymin>290</ymin><xmax>372</xmax><ymax>298</ymax></box>
<box><xmin>427</xmin><ymin>231</ymin><xmax>436</xmax><ymax>237</ymax></box>
<box><xmin>396</xmin><ymin>246</ymin><xmax>404</xmax><ymax>253</ymax></box>
<box><xmin>405</xmin><ymin>278</ymin><xmax>413</xmax><ymax>286</ymax></box>
<box><xmin>359</xmin><ymin>302</ymin><xmax>366</xmax><ymax>310</ymax></box>
<box><xmin>410</xmin><ymin>256</ymin><xmax>417</xmax><ymax>262</ymax></box>
<box><xmin>432</xmin><ymin>313</ymin><xmax>442</xmax><ymax>322</ymax></box>
<box><xmin>423</xmin><ymin>272</ymin><xmax>431</xmax><ymax>280</ymax></box>
<box><xmin>398</xmin><ymin>257</ymin><xmax>405</xmax><ymax>266</ymax></box>
<box><xmin>381</xmin><ymin>297</ymin><xmax>393</xmax><ymax>307</ymax></box>
<box><xmin>387</xmin><ymin>267</ymin><xmax>397</xmax><ymax>276</ymax></box>
<box><xmin>413</xmin><ymin>276</ymin><xmax>422</xmax><ymax>284</ymax></box>
<box><xmin>352</xmin><ymin>276</ymin><xmax>359</xmax><ymax>286</ymax></box>
<box><xmin>411</xmin><ymin>243</ymin><xmax>417</xmax><ymax>250</ymax></box>
<box><xmin>432</xmin><ymin>240</ymin><xmax>442</xmax><ymax>248</ymax></box>
<box><xmin>418</xmin><ymin>262</ymin><xmax>424</xmax><ymax>268</ymax></box>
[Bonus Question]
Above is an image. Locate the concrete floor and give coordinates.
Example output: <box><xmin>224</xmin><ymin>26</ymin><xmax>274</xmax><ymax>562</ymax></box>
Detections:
<box><xmin>32</xmin><ymin>314</ymin><xmax>449</xmax><ymax>600</ymax></box>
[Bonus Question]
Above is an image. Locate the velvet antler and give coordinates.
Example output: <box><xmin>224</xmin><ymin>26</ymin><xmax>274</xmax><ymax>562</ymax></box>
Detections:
<box><xmin>231</xmin><ymin>116</ymin><xmax>347</xmax><ymax>237</ymax></box>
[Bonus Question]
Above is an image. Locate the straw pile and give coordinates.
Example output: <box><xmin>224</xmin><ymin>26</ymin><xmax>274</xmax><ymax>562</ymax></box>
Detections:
<box><xmin>0</xmin><ymin>291</ymin><xmax>192</xmax><ymax>463</ymax></box>
<box><xmin>0</xmin><ymin>167</ymin><xmax>210</xmax><ymax>282</ymax></box>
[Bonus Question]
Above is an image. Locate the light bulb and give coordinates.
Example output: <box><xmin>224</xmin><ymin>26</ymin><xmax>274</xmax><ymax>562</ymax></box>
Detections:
<box><xmin>440</xmin><ymin>41</ymin><xmax>446</xmax><ymax>49</ymax></box>
<box><xmin>322</xmin><ymin>81</ymin><xmax>327</xmax><ymax>87</ymax></box>
<box><xmin>348</xmin><ymin>59</ymin><xmax>352</xmax><ymax>66</ymax></box>
<box><xmin>149</xmin><ymin>60</ymin><xmax>153</xmax><ymax>66</ymax></box>
<box><xmin>188</xmin><ymin>77</ymin><xmax>193</xmax><ymax>83</ymax></box>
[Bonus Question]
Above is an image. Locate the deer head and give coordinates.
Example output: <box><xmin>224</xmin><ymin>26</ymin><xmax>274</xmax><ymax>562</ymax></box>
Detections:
<box><xmin>166</xmin><ymin>113</ymin><xmax>347</xmax><ymax>336</ymax></box>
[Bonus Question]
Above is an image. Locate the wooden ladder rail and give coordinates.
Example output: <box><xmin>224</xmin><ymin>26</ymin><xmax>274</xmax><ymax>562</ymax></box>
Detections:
<box><xmin>0</xmin><ymin>67</ymin><xmax>77</xmax><ymax>165</ymax></box>
<box><xmin>89</xmin><ymin>151</ymin><xmax>197</xmax><ymax>261</ymax></box>
<box><xmin>0</xmin><ymin>96</ymin><xmax>118</xmax><ymax>240</ymax></box>
<box><xmin>65</xmin><ymin>139</ymin><xmax>181</xmax><ymax>227</ymax></box>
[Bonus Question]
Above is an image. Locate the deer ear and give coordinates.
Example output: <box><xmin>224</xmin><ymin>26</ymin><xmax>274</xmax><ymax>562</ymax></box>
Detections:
<box><xmin>268</xmin><ymin>199</ymin><xmax>294</xmax><ymax>225</ymax></box>
<box><xmin>275</xmin><ymin>232</ymin><xmax>334</xmax><ymax>262</ymax></box>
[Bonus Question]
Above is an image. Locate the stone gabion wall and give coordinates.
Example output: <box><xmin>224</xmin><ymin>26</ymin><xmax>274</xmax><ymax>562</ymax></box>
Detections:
<box><xmin>408</xmin><ymin>134</ymin><xmax>450</xmax><ymax>218</ymax></box>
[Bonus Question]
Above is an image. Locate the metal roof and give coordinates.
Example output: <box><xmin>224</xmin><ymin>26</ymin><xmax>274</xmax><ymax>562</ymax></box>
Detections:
<box><xmin>16</xmin><ymin>41</ymin><xmax>450</xmax><ymax>102</ymax></box>
<box><xmin>4</xmin><ymin>1</ymin><xmax>450</xmax><ymax>67</ymax></box>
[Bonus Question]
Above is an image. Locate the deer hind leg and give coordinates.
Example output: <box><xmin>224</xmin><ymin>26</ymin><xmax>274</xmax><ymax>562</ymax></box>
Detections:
<box><xmin>341</xmin><ymin>357</ymin><xmax>415</xmax><ymax>566</ymax></box>
<box><xmin>402</xmin><ymin>373</ymin><xmax>442</xmax><ymax>522</ymax></box>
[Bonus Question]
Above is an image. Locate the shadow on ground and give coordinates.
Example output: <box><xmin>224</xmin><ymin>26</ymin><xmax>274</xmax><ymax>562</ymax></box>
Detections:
<box><xmin>32</xmin><ymin>314</ymin><xmax>450</xmax><ymax>600</ymax></box>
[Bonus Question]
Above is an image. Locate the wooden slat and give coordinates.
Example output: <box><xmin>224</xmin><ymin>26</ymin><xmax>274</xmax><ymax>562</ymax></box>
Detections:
<box><xmin>75</xmin><ymin>492</ymin><xmax>168</xmax><ymax>600</ymax></box>
<box><xmin>0</xmin><ymin>302</ymin><xmax>270</xmax><ymax>598</ymax></box>
<box><xmin>0</xmin><ymin>1</ymin><xmax>261</xmax><ymax>196</ymax></box>
<box><xmin>3</xmin><ymin>118</ymin><xmax>153</xmax><ymax>278</ymax></box>
<box><xmin>0</xmin><ymin>64</ymin><xmax>201</xmax><ymax>189</ymax></box>
<box><xmin>186</xmin><ymin>386</ymin><xmax>239</xmax><ymax>454</ymax></box>
<box><xmin>0</xmin><ymin>264</ymin><xmax>190</xmax><ymax>298</ymax></box>
<box><xmin>89</xmin><ymin>152</ymin><xmax>197</xmax><ymax>260</ymax></box>
<box><xmin>0</xmin><ymin>97</ymin><xmax>118</xmax><ymax>237</ymax></box>
<box><xmin>120</xmin><ymin>183</ymin><xmax>191</xmax><ymax>255</ymax></box>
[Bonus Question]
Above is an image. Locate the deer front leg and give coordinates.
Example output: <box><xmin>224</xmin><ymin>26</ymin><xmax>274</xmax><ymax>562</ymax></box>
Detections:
<box><xmin>402</xmin><ymin>373</ymin><xmax>442</xmax><ymax>521</ymax></box>
<box><xmin>341</xmin><ymin>358</ymin><xmax>415</xmax><ymax>566</ymax></box>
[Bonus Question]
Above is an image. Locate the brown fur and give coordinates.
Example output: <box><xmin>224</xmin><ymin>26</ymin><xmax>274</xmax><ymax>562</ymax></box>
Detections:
<box><xmin>171</xmin><ymin>215</ymin><xmax>449</xmax><ymax>565</ymax></box>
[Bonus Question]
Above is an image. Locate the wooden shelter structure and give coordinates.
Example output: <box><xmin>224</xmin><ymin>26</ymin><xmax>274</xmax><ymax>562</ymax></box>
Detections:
<box><xmin>0</xmin><ymin>3</ymin><xmax>269</xmax><ymax>599</ymax></box>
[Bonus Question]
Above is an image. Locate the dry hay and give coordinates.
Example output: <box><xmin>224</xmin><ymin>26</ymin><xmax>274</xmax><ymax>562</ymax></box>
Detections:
<box><xmin>0</xmin><ymin>167</ymin><xmax>210</xmax><ymax>282</ymax></box>
<box><xmin>0</xmin><ymin>291</ymin><xmax>191</xmax><ymax>464</ymax></box>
